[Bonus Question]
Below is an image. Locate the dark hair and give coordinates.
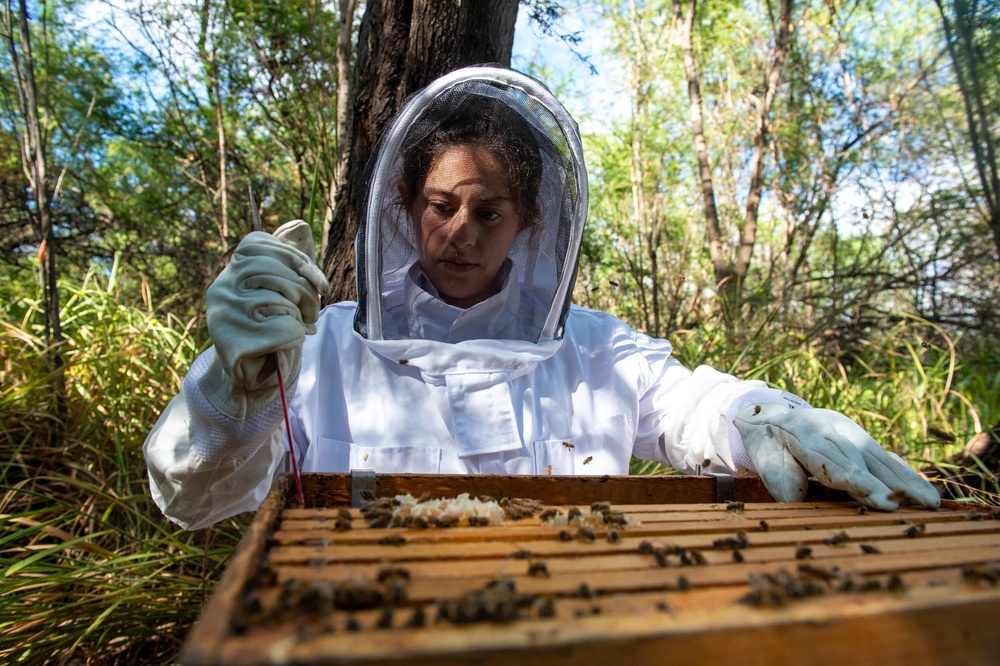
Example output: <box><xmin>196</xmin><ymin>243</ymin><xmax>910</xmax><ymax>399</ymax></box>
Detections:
<box><xmin>400</xmin><ymin>94</ymin><xmax>543</xmax><ymax>232</ymax></box>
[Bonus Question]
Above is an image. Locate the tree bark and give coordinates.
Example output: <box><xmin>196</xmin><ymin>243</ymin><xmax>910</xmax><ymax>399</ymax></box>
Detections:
<box><xmin>6</xmin><ymin>1</ymin><xmax>61</xmax><ymax>352</ymax></box>
<box><xmin>675</xmin><ymin>0</ymin><xmax>726</xmax><ymax>293</ymax></box>
<box><xmin>321</xmin><ymin>0</ymin><xmax>519</xmax><ymax>303</ymax></box>
<box><xmin>5</xmin><ymin>0</ymin><xmax>65</xmax><ymax>430</ymax></box>
<box><xmin>934</xmin><ymin>0</ymin><xmax>1000</xmax><ymax>264</ymax></box>
<box><xmin>321</xmin><ymin>0</ymin><xmax>359</xmax><ymax>260</ymax></box>
<box><xmin>675</xmin><ymin>0</ymin><xmax>793</xmax><ymax>329</ymax></box>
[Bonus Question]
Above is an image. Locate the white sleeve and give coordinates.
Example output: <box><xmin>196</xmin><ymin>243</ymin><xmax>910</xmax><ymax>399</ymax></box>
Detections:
<box><xmin>631</xmin><ymin>337</ymin><xmax>809</xmax><ymax>474</ymax></box>
<box><xmin>142</xmin><ymin>349</ymin><xmax>287</xmax><ymax>530</ymax></box>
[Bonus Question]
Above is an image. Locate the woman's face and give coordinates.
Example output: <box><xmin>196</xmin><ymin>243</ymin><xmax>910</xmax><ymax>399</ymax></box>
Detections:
<box><xmin>409</xmin><ymin>144</ymin><xmax>525</xmax><ymax>309</ymax></box>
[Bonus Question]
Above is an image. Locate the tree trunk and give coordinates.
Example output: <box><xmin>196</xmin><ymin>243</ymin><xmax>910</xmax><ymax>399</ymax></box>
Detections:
<box><xmin>6</xmin><ymin>2</ymin><xmax>61</xmax><ymax>350</ymax></box>
<box><xmin>5</xmin><ymin>0</ymin><xmax>65</xmax><ymax>430</ymax></box>
<box><xmin>934</xmin><ymin>0</ymin><xmax>1000</xmax><ymax>265</ymax></box>
<box><xmin>675</xmin><ymin>0</ymin><xmax>793</xmax><ymax>331</ymax></box>
<box><xmin>321</xmin><ymin>0</ymin><xmax>359</xmax><ymax>261</ymax></box>
<box><xmin>675</xmin><ymin>0</ymin><xmax>726</xmax><ymax>295</ymax></box>
<box><xmin>321</xmin><ymin>0</ymin><xmax>519</xmax><ymax>303</ymax></box>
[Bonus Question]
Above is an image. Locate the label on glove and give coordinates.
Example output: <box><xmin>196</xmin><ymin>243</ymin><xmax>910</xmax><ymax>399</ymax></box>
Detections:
<box><xmin>779</xmin><ymin>391</ymin><xmax>809</xmax><ymax>410</ymax></box>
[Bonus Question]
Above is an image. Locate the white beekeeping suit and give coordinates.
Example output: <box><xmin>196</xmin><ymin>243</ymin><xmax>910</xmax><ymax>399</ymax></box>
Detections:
<box><xmin>144</xmin><ymin>66</ymin><xmax>939</xmax><ymax>530</ymax></box>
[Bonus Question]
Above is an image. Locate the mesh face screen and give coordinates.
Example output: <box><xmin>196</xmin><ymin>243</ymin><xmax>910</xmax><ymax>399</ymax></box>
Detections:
<box><xmin>354</xmin><ymin>68</ymin><xmax>587</xmax><ymax>344</ymax></box>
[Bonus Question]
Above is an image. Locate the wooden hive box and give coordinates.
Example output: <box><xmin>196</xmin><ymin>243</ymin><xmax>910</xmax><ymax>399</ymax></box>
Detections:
<box><xmin>181</xmin><ymin>473</ymin><xmax>1000</xmax><ymax>666</ymax></box>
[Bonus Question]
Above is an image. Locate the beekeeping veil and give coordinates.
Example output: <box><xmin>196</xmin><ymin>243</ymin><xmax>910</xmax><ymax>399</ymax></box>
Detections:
<box><xmin>354</xmin><ymin>66</ymin><xmax>587</xmax><ymax>363</ymax></box>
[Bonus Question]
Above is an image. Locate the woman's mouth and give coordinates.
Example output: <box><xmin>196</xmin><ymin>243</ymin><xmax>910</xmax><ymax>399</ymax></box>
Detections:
<box><xmin>441</xmin><ymin>258</ymin><xmax>477</xmax><ymax>273</ymax></box>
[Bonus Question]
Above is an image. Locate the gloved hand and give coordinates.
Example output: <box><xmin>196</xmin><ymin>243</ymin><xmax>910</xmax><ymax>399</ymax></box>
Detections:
<box><xmin>733</xmin><ymin>404</ymin><xmax>941</xmax><ymax>510</ymax></box>
<box><xmin>199</xmin><ymin>220</ymin><xmax>329</xmax><ymax>419</ymax></box>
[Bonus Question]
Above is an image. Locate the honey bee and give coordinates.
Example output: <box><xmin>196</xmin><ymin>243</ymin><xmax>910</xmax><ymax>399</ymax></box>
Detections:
<box><xmin>377</xmin><ymin>566</ymin><xmax>411</xmax><ymax>583</ymax></box>
<box><xmin>962</xmin><ymin>563</ymin><xmax>1000</xmax><ymax>586</ymax></box>
<box><xmin>562</xmin><ymin>441</ymin><xmax>575</xmax><ymax>449</ymax></box>
<box><xmin>539</xmin><ymin>508</ymin><xmax>561</xmax><ymax>521</ymax></box>
<box><xmin>857</xmin><ymin>506</ymin><xmax>869</xmax><ymax>515</ymax></box>
<box><xmin>558</xmin><ymin>530</ymin><xmax>573</xmax><ymax>542</ymax></box>
<box><xmin>920</xmin><ymin>341</ymin><xmax>931</xmax><ymax>350</ymax></box>
<box><xmin>537</xmin><ymin>597</ymin><xmax>556</xmax><ymax>618</ymax></box>
<box><xmin>583</xmin><ymin>456</ymin><xmax>593</xmax><ymax>465</ymax></box>
<box><xmin>546</xmin><ymin>465</ymin><xmax>553</xmax><ymax>475</ymax></box>
<box><xmin>904</xmin><ymin>523</ymin><xmax>926</xmax><ymax>538</ymax></box>
<box><xmin>398</xmin><ymin>359</ymin><xmax>409</xmax><ymax>365</ymax></box>
<box><xmin>527</xmin><ymin>561</ymin><xmax>550</xmax><ymax>577</ymax></box>
<box><xmin>577</xmin><ymin>526</ymin><xmax>596</xmax><ymax>542</ymax></box>
<box><xmin>795</xmin><ymin>545</ymin><xmax>812</xmax><ymax>560</ymax></box>
<box><xmin>578</xmin><ymin>583</ymin><xmax>594</xmax><ymax>598</ymax></box>
<box><xmin>406</xmin><ymin>607</ymin><xmax>426</xmax><ymax>627</ymax></box>
<box><xmin>688</xmin><ymin>550</ymin><xmax>708</xmax><ymax>566</ymax></box>
<box><xmin>887</xmin><ymin>490</ymin><xmax>910</xmax><ymax>503</ymax></box>
<box><xmin>609</xmin><ymin>280</ymin><xmax>620</xmax><ymax>288</ymax></box>
<box><xmin>676</xmin><ymin>576</ymin><xmax>691</xmax><ymax>591</ymax></box>
<box><xmin>732</xmin><ymin>549</ymin><xmax>745</xmax><ymax>562</ymax></box>
<box><xmin>378</xmin><ymin>534</ymin><xmax>406</xmax><ymax>546</ymax></box>
<box><xmin>431</xmin><ymin>515</ymin><xmax>459</xmax><ymax>528</ymax></box>
<box><xmin>753</xmin><ymin>405</ymin><xmax>761</xmax><ymax>415</ymax></box>
<box><xmin>345</xmin><ymin>616</ymin><xmax>362</xmax><ymax>632</ymax></box>
<box><xmin>376</xmin><ymin>607</ymin><xmax>394</xmax><ymax>629</ymax></box>
<box><xmin>860</xmin><ymin>543</ymin><xmax>880</xmax><ymax>554</ymax></box>
<box><xmin>758</xmin><ymin>520</ymin><xmax>770</xmax><ymax>532</ymax></box>
<box><xmin>607</xmin><ymin>529</ymin><xmax>621</xmax><ymax>544</ymax></box>
<box><xmin>822</xmin><ymin>530</ymin><xmax>849</xmax><ymax>546</ymax></box>
<box><xmin>726</xmin><ymin>501</ymin><xmax>745</xmax><ymax>512</ymax></box>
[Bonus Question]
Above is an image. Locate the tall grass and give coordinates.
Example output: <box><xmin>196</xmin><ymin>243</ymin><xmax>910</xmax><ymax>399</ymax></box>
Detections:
<box><xmin>2</xmin><ymin>262</ymin><xmax>997</xmax><ymax>664</ymax></box>
<box><xmin>652</xmin><ymin>314</ymin><xmax>1000</xmax><ymax>503</ymax></box>
<box><xmin>0</xmin><ymin>258</ymin><xmax>246</xmax><ymax>665</ymax></box>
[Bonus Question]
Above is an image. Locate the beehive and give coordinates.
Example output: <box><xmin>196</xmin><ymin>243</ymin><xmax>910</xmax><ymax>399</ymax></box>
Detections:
<box><xmin>182</xmin><ymin>473</ymin><xmax>1000</xmax><ymax>666</ymax></box>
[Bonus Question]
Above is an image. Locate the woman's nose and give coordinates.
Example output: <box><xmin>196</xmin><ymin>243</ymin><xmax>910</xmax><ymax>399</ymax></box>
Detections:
<box><xmin>447</xmin><ymin>208</ymin><xmax>476</xmax><ymax>247</ymax></box>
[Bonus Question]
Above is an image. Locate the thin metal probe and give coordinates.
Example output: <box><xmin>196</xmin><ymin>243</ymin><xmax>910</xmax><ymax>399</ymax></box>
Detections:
<box><xmin>249</xmin><ymin>187</ymin><xmax>306</xmax><ymax>508</ymax></box>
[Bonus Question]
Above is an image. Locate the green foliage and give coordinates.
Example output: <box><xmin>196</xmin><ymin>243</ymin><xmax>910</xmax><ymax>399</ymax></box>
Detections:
<box><xmin>635</xmin><ymin>311</ymin><xmax>1000</xmax><ymax>505</ymax></box>
<box><xmin>0</xmin><ymin>2</ymin><xmax>999</xmax><ymax>661</ymax></box>
<box><xmin>0</xmin><ymin>260</ymin><xmax>246</xmax><ymax>665</ymax></box>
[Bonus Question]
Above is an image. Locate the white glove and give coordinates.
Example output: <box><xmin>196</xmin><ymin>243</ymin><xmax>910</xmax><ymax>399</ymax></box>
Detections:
<box><xmin>199</xmin><ymin>220</ymin><xmax>329</xmax><ymax>420</ymax></box>
<box><xmin>733</xmin><ymin>404</ymin><xmax>941</xmax><ymax>510</ymax></box>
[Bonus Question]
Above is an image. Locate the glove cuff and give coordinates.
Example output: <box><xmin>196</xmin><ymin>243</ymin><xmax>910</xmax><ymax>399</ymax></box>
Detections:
<box><xmin>186</xmin><ymin>349</ymin><xmax>300</xmax><ymax>462</ymax></box>
<box><xmin>195</xmin><ymin>346</ymin><xmax>301</xmax><ymax>421</ymax></box>
<box><xmin>727</xmin><ymin>389</ymin><xmax>811</xmax><ymax>474</ymax></box>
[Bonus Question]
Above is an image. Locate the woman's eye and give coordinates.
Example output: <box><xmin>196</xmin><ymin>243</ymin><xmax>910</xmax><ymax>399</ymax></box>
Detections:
<box><xmin>478</xmin><ymin>209</ymin><xmax>501</xmax><ymax>222</ymax></box>
<box><xmin>430</xmin><ymin>202</ymin><xmax>450</xmax><ymax>214</ymax></box>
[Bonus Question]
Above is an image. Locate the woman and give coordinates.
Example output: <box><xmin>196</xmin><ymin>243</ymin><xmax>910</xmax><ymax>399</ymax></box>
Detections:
<box><xmin>144</xmin><ymin>67</ymin><xmax>938</xmax><ymax>530</ymax></box>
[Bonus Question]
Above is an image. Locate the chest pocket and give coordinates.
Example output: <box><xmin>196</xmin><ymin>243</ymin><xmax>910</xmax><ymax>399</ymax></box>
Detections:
<box><xmin>531</xmin><ymin>414</ymin><xmax>632</xmax><ymax>476</ymax></box>
<box><xmin>305</xmin><ymin>437</ymin><xmax>443</xmax><ymax>474</ymax></box>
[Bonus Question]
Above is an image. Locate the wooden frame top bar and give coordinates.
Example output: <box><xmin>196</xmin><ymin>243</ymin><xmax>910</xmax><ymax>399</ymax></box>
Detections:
<box><xmin>181</xmin><ymin>473</ymin><xmax>1000</xmax><ymax>666</ymax></box>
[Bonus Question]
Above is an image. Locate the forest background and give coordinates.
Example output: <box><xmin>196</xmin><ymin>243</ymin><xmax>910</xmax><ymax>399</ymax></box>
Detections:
<box><xmin>1</xmin><ymin>0</ymin><xmax>998</xmax><ymax>663</ymax></box>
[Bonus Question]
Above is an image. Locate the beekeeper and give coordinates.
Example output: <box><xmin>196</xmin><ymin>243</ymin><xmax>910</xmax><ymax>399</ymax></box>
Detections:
<box><xmin>144</xmin><ymin>66</ymin><xmax>940</xmax><ymax>530</ymax></box>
